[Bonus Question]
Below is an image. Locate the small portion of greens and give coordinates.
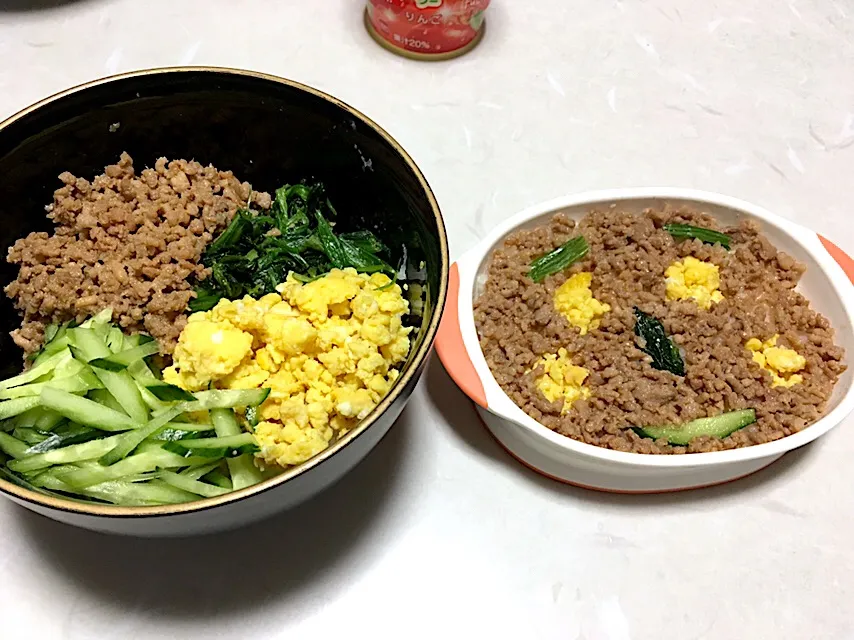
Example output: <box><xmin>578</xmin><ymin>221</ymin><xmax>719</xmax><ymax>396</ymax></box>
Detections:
<box><xmin>633</xmin><ymin>307</ymin><xmax>685</xmax><ymax>376</ymax></box>
<box><xmin>663</xmin><ymin>223</ymin><xmax>731</xmax><ymax>250</ymax></box>
<box><xmin>191</xmin><ymin>183</ymin><xmax>395</xmax><ymax>312</ymax></box>
<box><xmin>528</xmin><ymin>236</ymin><xmax>590</xmax><ymax>283</ymax></box>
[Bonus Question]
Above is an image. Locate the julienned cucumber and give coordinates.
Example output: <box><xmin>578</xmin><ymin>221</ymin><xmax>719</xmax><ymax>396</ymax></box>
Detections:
<box><xmin>162</xmin><ymin>433</ymin><xmax>258</xmax><ymax>458</ymax></box>
<box><xmin>211</xmin><ymin>408</ymin><xmax>264</xmax><ymax>490</ymax></box>
<box><xmin>8</xmin><ymin>433</ymin><xmax>126</xmax><ymax>473</ymax></box>
<box><xmin>192</xmin><ymin>388</ymin><xmax>270</xmax><ymax>409</ymax></box>
<box><xmin>633</xmin><ymin>409</ymin><xmax>756</xmax><ymax>445</ymax></box>
<box><xmin>40</xmin><ymin>387</ymin><xmax>139</xmax><ymax>432</ymax></box>
<box><xmin>0</xmin><ymin>397</ymin><xmax>41</xmax><ymax>421</ymax></box>
<box><xmin>33</xmin><ymin>473</ymin><xmax>198</xmax><ymax>506</ymax></box>
<box><xmin>158</xmin><ymin>470</ymin><xmax>231</xmax><ymax>498</ymax></box>
<box><xmin>59</xmin><ymin>445</ymin><xmax>210</xmax><ymax>489</ymax></box>
<box><xmin>88</xmin><ymin>340</ymin><xmax>159</xmax><ymax>371</ymax></box>
<box><xmin>1</xmin><ymin>310</ymin><xmax>273</xmax><ymax>507</ymax></box>
<box><xmin>98</xmin><ymin>405</ymin><xmax>186</xmax><ymax>466</ymax></box>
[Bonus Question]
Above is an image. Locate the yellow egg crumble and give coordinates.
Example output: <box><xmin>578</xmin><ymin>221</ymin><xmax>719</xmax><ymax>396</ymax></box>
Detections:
<box><xmin>553</xmin><ymin>272</ymin><xmax>610</xmax><ymax>335</ymax></box>
<box><xmin>746</xmin><ymin>335</ymin><xmax>806</xmax><ymax>388</ymax></box>
<box><xmin>164</xmin><ymin>268</ymin><xmax>412</xmax><ymax>467</ymax></box>
<box><xmin>532</xmin><ymin>348</ymin><xmax>590</xmax><ymax>413</ymax></box>
<box><xmin>665</xmin><ymin>256</ymin><xmax>724</xmax><ymax>310</ymax></box>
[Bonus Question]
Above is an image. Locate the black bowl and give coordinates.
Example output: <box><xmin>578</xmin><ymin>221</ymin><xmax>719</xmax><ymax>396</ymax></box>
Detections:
<box><xmin>0</xmin><ymin>67</ymin><xmax>448</xmax><ymax>536</ymax></box>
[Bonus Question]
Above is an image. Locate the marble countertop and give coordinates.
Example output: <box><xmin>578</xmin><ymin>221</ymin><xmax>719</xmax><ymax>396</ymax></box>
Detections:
<box><xmin>1</xmin><ymin>1</ymin><xmax>853</xmax><ymax>638</ymax></box>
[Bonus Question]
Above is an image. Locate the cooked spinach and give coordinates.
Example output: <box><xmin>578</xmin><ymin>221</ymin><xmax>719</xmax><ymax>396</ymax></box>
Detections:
<box><xmin>190</xmin><ymin>183</ymin><xmax>395</xmax><ymax>312</ymax></box>
<box><xmin>633</xmin><ymin>307</ymin><xmax>685</xmax><ymax>376</ymax></box>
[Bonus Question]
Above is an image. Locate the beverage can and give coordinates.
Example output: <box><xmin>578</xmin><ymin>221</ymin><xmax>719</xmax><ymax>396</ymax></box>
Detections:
<box><xmin>365</xmin><ymin>0</ymin><xmax>490</xmax><ymax>61</ymax></box>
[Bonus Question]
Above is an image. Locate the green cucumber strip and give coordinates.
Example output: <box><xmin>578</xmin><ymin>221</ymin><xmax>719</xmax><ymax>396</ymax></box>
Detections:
<box><xmin>13</xmin><ymin>407</ymin><xmax>46</xmax><ymax>429</ymax></box>
<box><xmin>158</xmin><ymin>421</ymin><xmax>215</xmax><ymax>432</ymax></box>
<box><xmin>161</xmin><ymin>432</ymin><xmax>257</xmax><ymax>457</ymax></box>
<box><xmin>0</xmin><ymin>350</ymin><xmax>69</xmax><ymax>389</ymax></box>
<box><xmin>68</xmin><ymin>327</ymin><xmax>111</xmax><ymax>360</ymax></box>
<box><xmin>146</xmin><ymin>383</ymin><xmax>196</xmax><ymax>402</ymax></box>
<box><xmin>88</xmin><ymin>389</ymin><xmax>126</xmax><ymax>415</ymax></box>
<box><xmin>99</xmin><ymin>406</ymin><xmax>186</xmax><ymax>466</ymax></box>
<box><xmin>136</xmin><ymin>382</ymin><xmax>171</xmax><ymax>413</ymax></box>
<box><xmin>528</xmin><ymin>236</ymin><xmax>590</xmax><ymax>283</ymax></box>
<box><xmin>203</xmin><ymin>470</ymin><xmax>233</xmax><ymax>490</ymax></box>
<box><xmin>40</xmin><ymin>387</ymin><xmax>139</xmax><ymax>432</ymax></box>
<box><xmin>0</xmin><ymin>397</ymin><xmax>41</xmax><ymax>420</ymax></box>
<box><xmin>245</xmin><ymin>405</ymin><xmax>259</xmax><ymax>427</ymax></box>
<box><xmin>152</xmin><ymin>427</ymin><xmax>216</xmax><ymax>442</ymax></box>
<box><xmin>211</xmin><ymin>409</ymin><xmax>264</xmax><ymax>489</ymax></box>
<box><xmin>79</xmin><ymin>308</ymin><xmax>113</xmax><ymax>329</ymax></box>
<box><xmin>0</xmin><ymin>432</ymin><xmax>29</xmax><ymax>458</ymax></box>
<box><xmin>86</xmin><ymin>358</ymin><xmax>126</xmax><ymax>372</ymax></box>
<box><xmin>194</xmin><ymin>388</ymin><xmax>270</xmax><ymax>410</ymax></box>
<box><xmin>633</xmin><ymin>409</ymin><xmax>757</xmax><ymax>445</ymax></box>
<box><xmin>165</xmin><ymin>432</ymin><xmax>256</xmax><ymax>450</ymax></box>
<box><xmin>106</xmin><ymin>327</ymin><xmax>124</xmax><ymax>354</ymax></box>
<box><xmin>8</xmin><ymin>433</ymin><xmax>126</xmax><ymax>473</ymax></box>
<box><xmin>24</xmin><ymin>424</ymin><xmax>102</xmax><ymax>455</ymax></box>
<box><xmin>89</xmin><ymin>341</ymin><xmax>160</xmax><ymax>371</ymax></box>
<box><xmin>158</xmin><ymin>470</ymin><xmax>230</xmax><ymax>498</ymax></box>
<box><xmin>179</xmin><ymin>461</ymin><xmax>222</xmax><ymax>480</ymax></box>
<box><xmin>53</xmin><ymin>356</ymin><xmax>86</xmax><ymax>379</ymax></box>
<box><xmin>92</xmin><ymin>369</ymin><xmax>149</xmax><ymax>424</ymax></box>
<box><xmin>31</xmin><ymin>335</ymin><xmax>72</xmax><ymax>367</ymax></box>
<box><xmin>663</xmin><ymin>223</ymin><xmax>731</xmax><ymax>250</ymax></box>
<box><xmin>127</xmin><ymin>359</ymin><xmax>159</xmax><ymax>383</ymax></box>
<box><xmin>0</xmin><ymin>370</ymin><xmax>103</xmax><ymax>400</ymax></box>
<box><xmin>43</xmin><ymin>323</ymin><xmax>60</xmax><ymax>344</ymax></box>
<box><xmin>34</xmin><ymin>473</ymin><xmax>197</xmax><ymax>506</ymax></box>
<box><xmin>162</xmin><ymin>441</ymin><xmax>258</xmax><ymax>459</ymax></box>
<box><xmin>12</xmin><ymin>428</ymin><xmax>49</xmax><ymax>445</ymax></box>
<box><xmin>122</xmin><ymin>333</ymin><xmax>154</xmax><ymax>350</ymax></box>
<box><xmin>34</xmin><ymin>410</ymin><xmax>65</xmax><ymax>432</ymax></box>
<box><xmin>228</xmin><ymin>454</ymin><xmax>264</xmax><ymax>489</ymax></box>
<box><xmin>211</xmin><ymin>408</ymin><xmax>242</xmax><ymax>437</ymax></box>
<box><xmin>126</xmin><ymin>362</ymin><xmax>171</xmax><ymax>412</ymax></box>
<box><xmin>69</xmin><ymin>328</ymin><xmax>149</xmax><ymax>421</ymax></box>
<box><xmin>59</xmin><ymin>445</ymin><xmax>208</xmax><ymax>489</ymax></box>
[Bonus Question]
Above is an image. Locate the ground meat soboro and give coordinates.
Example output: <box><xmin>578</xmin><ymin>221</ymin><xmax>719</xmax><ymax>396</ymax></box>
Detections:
<box><xmin>6</xmin><ymin>153</ymin><xmax>268</xmax><ymax>355</ymax></box>
<box><xmin>474</xmin><ymin>208</ymin><xmax>847</xmax><ymax>454</ymax></box>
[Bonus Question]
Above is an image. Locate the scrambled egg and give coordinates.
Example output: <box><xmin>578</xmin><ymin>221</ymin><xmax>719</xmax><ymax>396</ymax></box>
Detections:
<box><xmin>746</xmin><ymin>335</ymin><xmax>806</xmax><ymax>388</ymax></box>
<box><xmin>164</xmin><ymin>268</ymin><xmax>411</xmax><ymax>467</ymax></box>
<box><xmin>554</xmin><ymin>272</ymin><xmax>611</xmax><ymax>335</ymax></box>
<box><xmin>532</xmin><ymin>348</ymin><xmax>590</xmax><ymax>413</ymax></box>
<box><xmin>665</xmin><ymin>256</ymin><xmax>724</xmax><ymax>310</ymax></box>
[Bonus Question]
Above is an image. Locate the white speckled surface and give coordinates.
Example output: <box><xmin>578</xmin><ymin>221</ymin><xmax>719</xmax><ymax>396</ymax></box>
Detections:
<box><xmin>1</xmin><ymin>1</ymin><xmax>853</xmax><ymax>639</ymax></box>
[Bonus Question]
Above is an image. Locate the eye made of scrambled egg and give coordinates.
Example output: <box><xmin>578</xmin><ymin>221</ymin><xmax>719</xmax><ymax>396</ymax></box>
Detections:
<box><xmin>166</xmin><ymin>268</ymin><xmax>413</xmax><ymax>468</ymax></box>
<box><xmin>665</xmin><ymin>256</ymin><xmax>724</xmax><ymax>310</ymax></box>
<box><xmin>746</xmin><ymin>335</ymin><xmax>806</xmax><ymax>388</ymax></box>
<box><xmin>554</xmin><ymin>272</ymin><xmax>610</xmax><ymax>335</ymax></box>
<box><xmin>530</xmin><ymin>348</ymin><xmax>590</xmax><ymax>413</ymax></box>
